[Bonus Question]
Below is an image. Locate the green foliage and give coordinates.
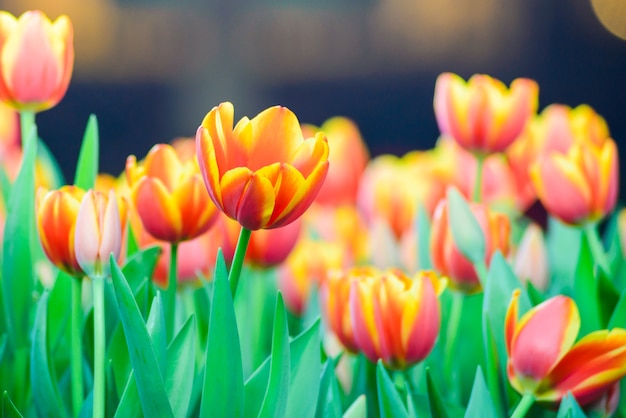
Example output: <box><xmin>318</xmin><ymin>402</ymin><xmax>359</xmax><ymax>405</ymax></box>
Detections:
<box><xmin>446</xmin><ymin>187</ymin><xmax>485</xmax><ymax>266</ymax></box>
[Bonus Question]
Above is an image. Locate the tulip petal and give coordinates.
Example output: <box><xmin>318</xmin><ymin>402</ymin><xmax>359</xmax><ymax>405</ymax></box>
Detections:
<box><xmin>505</xmin><ymin>289</ymin><xmax>521</xmax><ymax>355</ymax></box>
<box><xmin>173</xmin><ymin>175</ymin><xmax>218</xmax><ymax>239</ymax></box>
<box><xmin>290</xmin><ymin>132</ymin><xmax>329</xmax><ymax>177</ymax></box>
<box><xmin>197</xmin><ymin>125</ymin><xmax>224</xmax><ymax>208</ymax></box>
<box><xmin>133</xmin><ymin>177</ymin><xmax>182</xmax><ymax>242</ymax></box>
<box><xmin>74</xmin><ymin>190</ymin><xmax>101</xmax><ymax>273</ymax></box>
<box><xmin>143</xmin><ymin>144</ymin><xmax>182</xmax><ymax>192</ymax></box>
<box><xmin>403</xmin><ymin>273</ymin><xmax>440</xmax><ymax>364</ymax></box>
<box><xmin>100</xmin><ymin>190</ymin><xmax>122</xmax><ymax>264</ymax></box>
<box><xmin>248</xmin><ymin>106</ymin><xmax>303</xmax><ymax>171</ymax></box>
<box><xmin>219</xmin><ymin>166</ymin><xmax>254</xmax><ymax>221</ymax></box>
<box><xmin>349</xmin><ymin>279</ymin><xmax>380</xmax><ymax>362</ymax></box>
<box><xmin>235</xmin><ymin>172</ymin><xmax>276</xmax><ymax>230</ymax></box>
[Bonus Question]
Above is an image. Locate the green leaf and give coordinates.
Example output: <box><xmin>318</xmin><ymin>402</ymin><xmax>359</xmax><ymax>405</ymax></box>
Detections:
<box><xmin>597</xmin><ymin>268</ymin><xmax>620</xmax><ymax>327</ymax></box>
<box><xmin>121</xmin><ymin>245</ymin><xmax>162</xmax><ymax>293</ymax></box>
<box><xmin>243</xmin><ymin>357</ymin><xmax>271</xmax><ymax>418</ymax></box>
<box><xmin>609</xmin><ymin>287</ymin><xmax>626</xmax><ymax>329</ymax></box>
<box><xmin>525</xmin><ymin>280</ymin><xmax>544</xmax><ymax>306</ymax></box>
<box><xmin>146</xmin><ymin>294</ymin><xmax>166</xmax><ymax>371</ymax></box>
<box><xmin>574</xmin><ymin>234</ymin><xmax>602</xmax><ymax>335</ymax></box>
<box><xmin>37</xmin><ymin>137</ymin><xmax>65</xmax><ymax>188</ymax></box>
<box><xmin>547</xmin><ymin>217</ymin><xmax>582</xmax><ymax>291</ymax></box>
<box><xmin>165</xmin><ymin>315</ymin><xmax>196</xmax><ymax>418</ymax></box>
<box><xmin>315</xmin><ymin>360</ymin><xmax>342</xmax><ymax>418</ymax></box>
<box><xmin>376</xmin><ymin>362</ymin><xmax>408</xmax><ymax>418</ymax></box>
<box><xmin>257</xmin><ymin>293</ymin><xmax>291</xmax><ymax>418</ymax></box>
<box><xmin>0</xmin><ymin>334</ymin><xmax>6</xmax><ymax>362</ymax></box>
<box><xmin>446</xmin><ymin>187</ymin><xmax>485</xmax><ymax>265</ymax></box>
<box><xmin>425</xmin><ymin>368</ymin><xmax>449</xmax><ymax>418</ymax></box>
<box><xmin>0</xmin><ymin>166</ymin><xmax>11</xmax><ymax>210</ymax></box>
<box><xmin>343</xmin><ymin>395</ymin><xmax>366</xmax><ymax>418</ymax></box>
<box><xmin>1</xmin><ymin>127</ymin><xmax>36</xmax><ymax>350</ymax></box>
<box><xmin>110</xmin><ymin>255</ymin><xmax>174</xmax><ymax>417</ymax></box>
<box><xmin>285</xmin><ymin>319</ymin><xmax>321</xmax><ymax>418</ymax></box>
<box><xmin>30</xmin><ymin>291</ymin><xmax>69</xmax><ymax>418</ymax></box>
<box><xmin>74</xmin><ymin>114</ymin><xmax>99</xmax><ymax>189</ymax></box>
<box><xmin>464</xmin><ymin>367</ymin><xmax>497</xmax><ymax>418</ymax></box>
<box><xmin>2</xmin><ymin>392</ymin><xmax>23</xmax><ymax>418</ymax></box>
<box><xmin>556</xmin><ymin>392</ymin><xmax>587</xmax><ymax>418</ymax></box>
<box><xmin>200</xmin><ymin>249</ymin><xmax>244</xmax><ymax>418</ymax></box>
<box><xmin>416</xmin><ymin>204</ymin><xmax>432</xmax><ymax>269</ymax></box>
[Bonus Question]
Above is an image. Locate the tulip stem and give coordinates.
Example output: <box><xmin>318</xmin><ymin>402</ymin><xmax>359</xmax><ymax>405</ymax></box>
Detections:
<box><xmin>511</xmin><ymin>393</ymin><xmax>535</xmax><ymax>418</ymax></box>
<box><xmin>92</xmin><ymin>276</ymin><xmax>105</xmax><ymax>418</ymax></box>
<box><xmin>583</xmin><ymin>222</ymin><xmax>611</xmax><ymax>276</ymax></box>
<box><xmin>71</xmin><ymin>278</ymin><xmax>84</xmax><ymax>417</ymax></box>
<box><xmin>444</xmin><ymin>290</ymin><xmax>464</xmax><ymax>399</ymax></box>
<box><xmin>229</xmin><ymin>227</ymin><xmax>252</xmax><ymax>298</ymax></box>
<box><xmin>473</xmin><ymin>154</ymin><xmax>485</xmax><ymax>203</ymax></box>
<box><xmin>19</xmin><ymin>111</ymin><xmax>36</xmax><ymax>148</ymax></box>
<box><xmin>165</xmin><ymin>242</ymin><xmax>179</xmax><ymax>341</ymax></box>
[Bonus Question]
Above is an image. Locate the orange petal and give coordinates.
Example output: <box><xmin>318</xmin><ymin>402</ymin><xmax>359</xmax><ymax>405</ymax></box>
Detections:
<box><xmin>173</xmin><ymin>175</ymin><xmax>218</xmax><ymax>240</ymax></box>
<box><xmin>349</xmin><ymin>279</ymin><xmax>380</xmax><ymax>362</ymax></box>
<box><xmin>248</xmin><ymin>106</ymin><xmax>303</xmax><ymax>171</ymax></box>
<box><xmin>235</xmin><ymin>172</ymin><xmax>275</xmax><ymax>230</ymax></box>
<box><xmin>143</xmin><ymin>144</ymin><xmax>182</xmax><ymax>192</ymax></box>
<box><xmin>196</xmin><ymin>125</ymin><xmax>224</xmax><ymax>208</ymax></box>
<box><xmin>290</xmin><ymin>132</ymin><xmax>329</xmax><ymax>177</ymax></box>
<box><xmin>133</xmin><ymin>177</ymin><xmax>181</xmax><ymax>242</ymax></box>
<box><xmin>219</xmin><ymin>166</ymin><xmax>254</xmax><ymax>221</ymax></box>
<box><xmin>403</xmin><ymin>272</ymin><xmax>441</xmax><ymax>365</ymax></box>
<box><xmin>505</xmin><ymin>289</ymin><xmax>521</xmax><ymax>355</ymax></box>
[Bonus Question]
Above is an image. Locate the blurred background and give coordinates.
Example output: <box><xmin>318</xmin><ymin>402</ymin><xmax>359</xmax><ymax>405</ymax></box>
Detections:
<box><xmin>1</xmin><ymin>0</ymin><xmax>626</xmax><ymax>185</ymax></box>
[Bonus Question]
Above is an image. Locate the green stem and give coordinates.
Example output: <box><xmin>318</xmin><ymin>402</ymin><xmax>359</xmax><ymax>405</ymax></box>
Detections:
<box><xmin>165</xmin><ymin>243</ymin><xmax>179</xmax><ymax>341</ymax></box>
<box><xmin>92</xmin><ymin>277</ymin><xmax>105</xmax><ymax>418</ymax></box>
<box><xmin>511</xmin><ymin>393</ymin><xmax>535</xmax><ymax>418</ymax></box>
<box><xmin>473</xmin><ymin>154</ymin><xmax>485</xmax><ymax>203</ymax></box>
<box><xmin>444</xmin><ymin>291</ymin><xmax>464</xmax><ymax>400</ymax></box>
<box><xmin>71</xmin><ymin>278</ymin><xmax>84</xmax><ymax>417</ymax></box>
<box><xmin>475</xmin><ymin>261</ymin><xmax>489</xmax><ymax>288</ymax></box>
<box><xmin>583</xmin><ymin>222</ymin><xmax>611</xmax><ymax>276</ymax></box>
<box><xmin>19</xmin><ymin>111</ymin><xmax>36</xmax><ymax>148</ymax></box>
<box><xmin>229</xmin><ymin>227</ymin><xmax>252</xmax><ymax>298</ymax></box>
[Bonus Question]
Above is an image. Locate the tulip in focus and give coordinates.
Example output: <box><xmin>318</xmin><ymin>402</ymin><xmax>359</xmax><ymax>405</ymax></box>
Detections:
<box><xmin>302</xmin><ymin>117</ymin><xmax>369</xmax><ymax>206</ymax></box>
<box><xmin>530</xmin><ymin>138</ymin><xmax>618</xmax><ymax>225</ymax></box>
<box><xmin>126</xmin><ymin>143</ymin><xmax>220</xmax><ymax>242</ymax></box>
<box><xmin>0</xmin><ymin>10</ymin><xmax>74</xmax><ymax>112</ymax></box>
<box><xmin>349</xmin><ymin>268</ymin><xmax>446</xmax><ymax>369</ymax></box>
<box><xmin>513</xmin><ymin>223</ymin><xmax>549</xmax><ymax>291</ymax></box>
<box><xmin>505</xmin><ymin>290</ymin><xmax>626</xmax><ymax>406</ymax></box>
<box><xmin>196</xmin><ymin>102</ymin><xmax>329</xmax><ymax>230</ymax></box>
<box><xmin>74</xmin><ymin>190</ymin><xmax>123</xmax><ymax>279</ymax></box>
<box><xmin>434</xmin><ymin>72</ymin><xmax>538</xmax><ymax>154</ymax></box>
<box><xmin>430</xmin><ymin>197</ymin><xmax>511</xmax><ymax>293</ymax></box>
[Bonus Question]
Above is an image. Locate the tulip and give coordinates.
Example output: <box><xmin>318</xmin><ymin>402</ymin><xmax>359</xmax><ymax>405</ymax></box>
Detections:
<box><xmin>505</xmin><ymin>290</ymin><xmax>626</xmax><ymax>406</ymax></box>
<box><xmin>430</xmin><ymin>197</ymin><xmax>511</xmax><ymax>293</ymax></box>
<box><xmin>349</xmin><ymin>268</ymin><xmax>446</xmax><ymax>369</ymax></box>
<box><xmin>513</xmin><ymin>223</ymin><xmax>549</xmax><ymax>291</ymax></box>
<box><xmin>37</xmin><ymin>185</ymin><xmax>86</xmax><ymax>276</ymax></box>
<box><xmin>74</xmin><ymin>190</ymin><xmax>123</xmax><ymax>279</ymax></box>
<box><xmin>302</xmin><ymin>117</ymin><xmax>369</xmax><ymax>206</ymax></box>
<box><xmin>196</xmin><ymin>102</ymin><xmax>329</xmax><ymax>230</ymax></box>
<box><xmin>434</xmin><ymin>72</ymin><xmax>538</xmax><ymax>154</ymax></box>
<box><xmin>530</xmin><ymin>138</ymin><xmax>618</xmax><ymax>225</ymax></box>
<box><xmin>0</xmin><ymin>11</ymin><xmax>73</xmax><ymax>112</ymax></box>
<box><xmin>126</xmin><ymin>143</ymin><xmax>220</xmax><ymax>242</ymax></box>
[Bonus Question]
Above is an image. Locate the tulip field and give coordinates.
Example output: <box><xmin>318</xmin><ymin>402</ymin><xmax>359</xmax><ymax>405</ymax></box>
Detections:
<box><xmin>1</xmin><ymin>8</ymin><xmax>626</xmax><ymax>418</ymax></box>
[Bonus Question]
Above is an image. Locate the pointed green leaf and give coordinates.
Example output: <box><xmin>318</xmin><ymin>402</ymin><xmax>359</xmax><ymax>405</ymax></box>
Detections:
<box><xmin>609</xmin><ymin>287</ymin><xmax>626</xmax><ymax>329</ymax></box>
<box><xmin>258</xmin><ymin>293</ymin><xmax>291</xmax><ymax>418</ymax></box>
<box><xmin>165</xmin><ymin>315</ymin><xmax>196</xmax><ymax>418</ymax></box>
<box><xmin>243</xmin><ymin>356</ymin><xmax>271</xmax><ymax>417</ymax></box>
<box><xmin>146</xmin><ymin>294</ymin><xmax>166</xmax><ymax>370</ymax></box>
<box><xmin>425</xmin><ymin>368</ymin><xmax>449</xmax><ymax>418</ymax></box>
<box><xmin>446</xmin><ymin>187</ymin><xmax>485</xmax><ymax>265</ymax></box>
<box><xmin>200</xmin><ymin>249</ymin><xmax>244</xmax><ymax>417</ymax></box>
<box><xmin>416</xmin><ymin>204</ymin><xmax>432</xmax><ymax>269</ymax></box>
<box><xmin>597</xmin><ymin>268</ymin><xmax>620</xmax><ymax>327</ymax></box>
<box><xmin>115</xmin><ymin>371</ymin><xmax>142</xmax><ymax>418</ymax></box>
<box><xmin>121</xmin><ymin>245</ymin><xmax>162</xmax><ymax>293</ymax></box>
<box><xmin>37</xmin><ymin>137</ymin><xmax>65</xmax><ymax>188</ymax></box>
<box><xmin>525</xmin><ymin>280</ymin><xmax>544</xmax><ymax>306</ymax></box>
<box><xmin>31</xmin><ymin>291</ymin><xmax>69</xmax><ymax>418</ymax></box>
<box><xmin>106</xmin><ymin>360</ymin><xmax>120</xmax><ymax>418</ymax></box>
<box><xmin>574</xmin><ymin>234</ymin><xmax>602</xmax><ymax>335</ymax></box>
<box><xmin>556</xmin><ymin>392</ymin><xmax>587</xmax><ymax>418</ymax></box>
<box><xmin>74</xmin><ymin>114</ymin><xmax>99</xmax><ymax>189</ymax></box>
<box><xmin>2</xmin><ymin>392</ymin><xmax>23</xmax><ymax>418</ymax></box>
<box><xmin>110</xmin><ymin>255</ymin><xmax>174</xmax><ymax>417</ymax></box>
<box><xmin>0</xmin><ymin>334</ymin><xmax>6</xmax><ymax>363</ymax></box>
<box><xmin>376</xmin><ymin>362</ymin><xmax>408</xmax><ymax>418</ymax></box>
<box><xmin>286</xmin><ymin>319</ymin><xmax>322</xmax><ymax>418</ymax></box>
<box><xmin>2</xmin><ymin>127</ymin><xmax>36</xmax><ymax>350</ymax></box>
<box><xmin>0</xmin><ymin>166</ymin><xmax>11</xmax><ymax>210</ymax></box>
<box><xmin>464</xmin><ymin>367</ymin><xmax>497</xmax><ymax>418</ymax></box>
<box><xmin>343</xmin><ymin>395</ymin><xmax>366</xmax><ymax>418</ymax></box>
<box><xmin>315</xmin><ymin>360</ymin><xmax>342</xmax><ymax>418</ymax></box>
<box><xmin>547</xmin><ymin>217</ymin><xmax>582</xmax><ymax>290</ymax></box>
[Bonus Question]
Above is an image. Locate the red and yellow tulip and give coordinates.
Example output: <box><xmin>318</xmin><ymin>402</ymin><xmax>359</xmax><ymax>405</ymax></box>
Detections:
<box><xmin>196</xmin><ymin>102</ymin><xmax>329</xmax><ymax>230</ymax></box>
<box><xmin>0</xmin><ymin>10</ymin><xmax>73</xmax><ymax>112</ymax></box>
<box><xmin>530</xmin><ymin>138</ymin><xmax>618</xmax><ymax>225</ymax></box>
<box><xmin>505</xmin><ymin>290</ymin><xmax>626</xmax><ymax>406</ymax></box>
<box><xmin>349</xmin><ymin>268</ymin><xmax>446</xmax><ymax>369</ymax></box>
<box><xmin>434</xmin><ymin>72</ymin><xmax>538</xmax><ymax>154</ymax></box>
<box><xmin>430</xmin><ymin>198</ymin><xmax>511</xmax><ymax>293</ymax></box>
<box><xmin>74</xmin><ymin>190</ymin><xmax>123</xmax><ymax>279</ymax></box>
<box><xmin>512</xmin><ymin>223</ymin><xmax>549</xmax><ymax>291</ymax></box>
<box><xmin>126</xmin><ymin>143</ymin><xmax>219</xmax><ymax>243</ymax></box>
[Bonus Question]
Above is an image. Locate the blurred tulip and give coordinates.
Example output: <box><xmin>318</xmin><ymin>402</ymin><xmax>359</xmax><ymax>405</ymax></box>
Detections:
<box><xmin>302</xmin><ymin>117</ymin><xmax>369</xmax><ymax>206</ymax></box>
<box><xmin>430</xmin><ymin>197</ymin><xmax>511</xmax><ymax>293</ymax></box>
<box><xmin>349</xmin><ymin>268</ymin><xmax>446</xmax><ymax>369</ymax></box>
<box><xmin>434</xmin><ymin>72</ymin><xmax>538</xmax><ymax>154</ymax></box>
<box><xmin>530</xmin><ymin>139</ymin><xmax>618</xmax><ymax>225</ymax></box>
<box><xmin>278</xmin><ymin>237</ymin><xmax>351</xmax><ymax>316</ymax></box>
<box><xmin>505</xmin><ymin>290</ymin><xmax>626</xmax><ymax>406</ymax></box>
<box><xmin>0</xmin><ymin>10</ymin><xmax>73</xmax><ymax>112</ymax></box>
<box><xmin>513</xmin><ymin>223</ymin><xmax>549</xmax><ymax>291</ymax></box>
<box><xmin>74</xmin><ymin>190</ymin><xmax>123</xmax><ymax>279</ymax></box>
<box><xmin>196</xmin><ymin>102</ymin><xmax>329</xmax><ymax>230</ymax></box>
<box><xmin>126</xmin><ymin>143</ymin><xmax>219</xmax><ymax>242</ymax></box>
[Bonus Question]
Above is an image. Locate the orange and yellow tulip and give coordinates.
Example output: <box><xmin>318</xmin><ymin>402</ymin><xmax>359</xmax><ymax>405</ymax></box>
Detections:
<box><xmin>434</xmin><ymin>72</ymin><xmax>538</xmax><ymax>154</ymax></box>
<box><xmin>0</xmin><ymin>10</ymin><xmax>73</xmax><ymax>112</ymax></box>
<box><xmin>349</xmin><ymin>268</ymin><xmax>446</xmax><ymax>369</ymax></box>
<box><xmin>430</xmin><ymin>197</ymin><xmax>511</xmax><ymax>293</ymax></box>
<box><xmin>126</xmin><ymin>143</ymin><xmax>219</xmax><ymax>243</ymax></box>
<box><xmin>530</xmin><ymin>138</ymin><xmax>618</xmax><ymax>225</ymax></box>
<box><xmin>196</xmin><ymin>102</ymin><xmax>329</xmax><ymax>230</ymax></box>
<box><xmin>74</xmin><ymin>190</ymin><xmax>123</xmax><ymax>279</ymax></box>
<box><xmin>505</xmin><ymin>290</ymin><xmax>626</xmax><ymax>406</ymax></box>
